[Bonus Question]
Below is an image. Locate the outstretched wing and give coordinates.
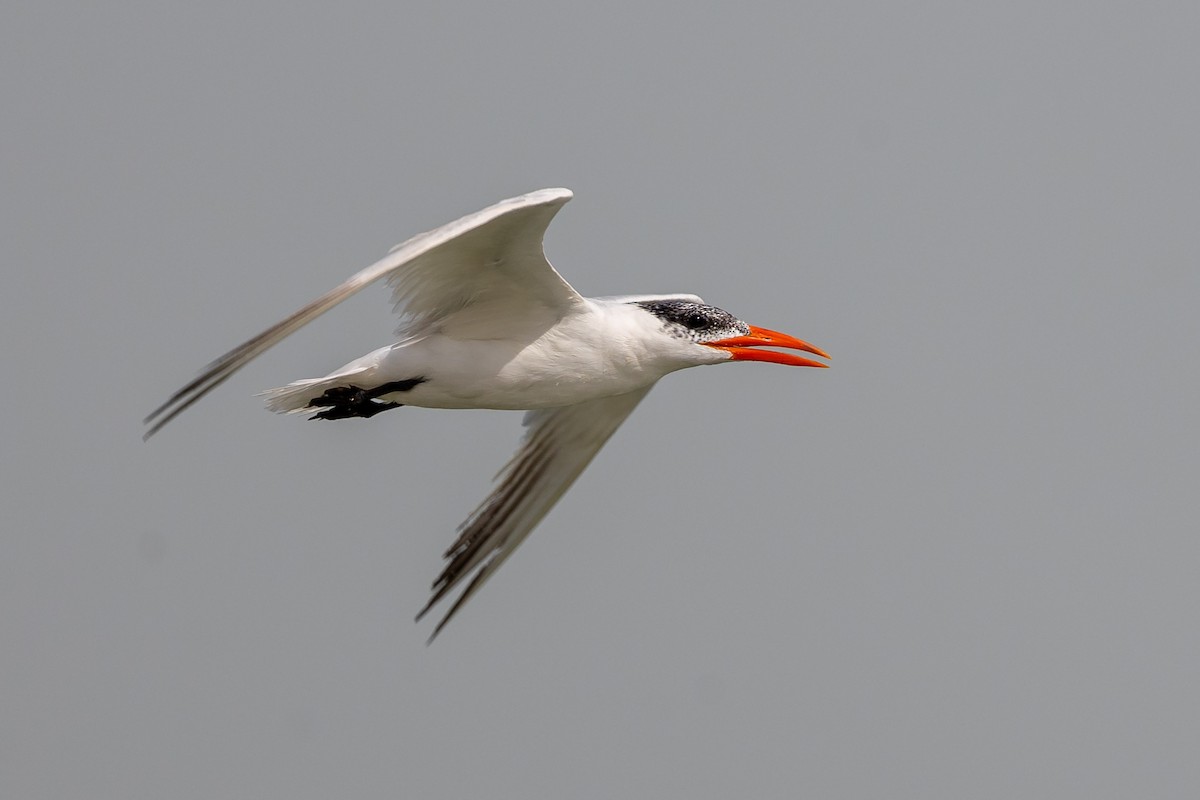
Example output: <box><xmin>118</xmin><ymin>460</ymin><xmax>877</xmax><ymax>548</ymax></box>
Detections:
<box><xmin>417</xmin><ymin>387</ymin><xmax>653</xmax><ymax>641</ymax></box>
<box><xmin>144</xmin><ymin>188</ymin><xmax>581</xmax><ymax>438</ymax></box>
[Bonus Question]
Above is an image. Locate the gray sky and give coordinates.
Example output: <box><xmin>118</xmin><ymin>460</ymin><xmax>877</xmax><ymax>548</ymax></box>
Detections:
<box><xmin>4</xmin><ymin>2</ymin><xmax>1198</xmax><ymax>798</ymax></box>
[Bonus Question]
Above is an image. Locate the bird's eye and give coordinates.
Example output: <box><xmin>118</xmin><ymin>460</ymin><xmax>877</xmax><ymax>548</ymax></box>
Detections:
<box><xmin>683</xmin><ymin>313</ymin><xmax>708</xmax><ymax>330</ymax></box>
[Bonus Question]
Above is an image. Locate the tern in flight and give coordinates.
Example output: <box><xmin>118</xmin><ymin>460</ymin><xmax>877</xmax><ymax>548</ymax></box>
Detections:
<box><xmin>145</xmin><ymin>188</ymin><xmax>829</xmax><ymax>639</ymax></box>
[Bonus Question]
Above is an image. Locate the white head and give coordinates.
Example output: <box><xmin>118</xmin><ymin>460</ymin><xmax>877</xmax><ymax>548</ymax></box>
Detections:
<box><xmin>631</xmin><ymin>298</ymin><xmax>830</xmax><ymax>370</ymax></box>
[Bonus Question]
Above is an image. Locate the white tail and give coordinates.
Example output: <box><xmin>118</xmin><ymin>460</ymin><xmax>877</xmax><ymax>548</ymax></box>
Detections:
<box><xmin>258</xmin><ymin>368</ymin><xmax>371</xmax><ymax>414</ymax></box>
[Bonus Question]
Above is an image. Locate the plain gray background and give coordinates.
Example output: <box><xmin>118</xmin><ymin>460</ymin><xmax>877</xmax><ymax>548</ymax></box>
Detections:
<box><xmin>4</xmin><ymin>2</ymin><xmax>1198</xmax><ymax>798</ymax></box>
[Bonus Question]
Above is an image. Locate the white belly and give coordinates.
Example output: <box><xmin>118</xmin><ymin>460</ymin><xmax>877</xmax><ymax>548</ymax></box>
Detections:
<box><xmin>265</xmin><ymin>299</ymin><xmax>705</xmax><ymax>415</ymax></box>
<box><xmin>374</xmin><ymin>329</ymin><xmax>664</xmax><ymax>409</ymax></box>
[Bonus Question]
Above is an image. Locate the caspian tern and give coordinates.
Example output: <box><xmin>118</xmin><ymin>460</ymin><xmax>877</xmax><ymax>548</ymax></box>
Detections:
<box><xmin>145</xmin><ymin>188</ymin><xmax>828</xmax><ymax>639</ymax></box>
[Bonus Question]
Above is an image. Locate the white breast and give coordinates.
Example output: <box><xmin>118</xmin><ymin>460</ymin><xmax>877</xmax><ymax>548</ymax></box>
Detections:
<box><xmin>375</xmin><ymin>300</ymin><xmax>697</xmax><ymax>410</ymax></box>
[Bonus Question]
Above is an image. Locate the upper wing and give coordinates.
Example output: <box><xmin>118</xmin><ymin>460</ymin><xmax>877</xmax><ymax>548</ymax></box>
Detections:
<box><xmin>144</xmin><ymin>188</ymin><xmax>582</xmax><ymax>438</ymax></box>
<box><xmin>386</xmin><ymin>188</ymin><xmax>582</xmax><ymax>336</ymax></box>
<box><xmin>417</xmin><ymin>387</ymin><xmax>653</xmax><ymax>641</ymax></box>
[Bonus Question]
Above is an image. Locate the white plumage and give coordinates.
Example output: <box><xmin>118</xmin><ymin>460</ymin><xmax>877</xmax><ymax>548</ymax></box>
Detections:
<box><xmin>145</xmin><ymin>188</ymin><xmax>828</xmax><ymax>639</ymax></box>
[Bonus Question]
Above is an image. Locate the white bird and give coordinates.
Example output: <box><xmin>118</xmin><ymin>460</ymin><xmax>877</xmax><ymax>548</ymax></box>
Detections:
<box><xmin>145</xmin><ymin>188</ymin><xmax>829</xmax><ymax>640</ymax></box>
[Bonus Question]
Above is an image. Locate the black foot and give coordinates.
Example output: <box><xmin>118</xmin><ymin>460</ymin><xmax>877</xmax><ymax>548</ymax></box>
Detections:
<box><xmin>306</xmin><ymin>378</ymin><xmax>426</xmax><ymax>421</ymax></box>
<box><xmin>308</xmin><ymin>388</ymin><xmax>400</xmax><ymax>420</ymax></box>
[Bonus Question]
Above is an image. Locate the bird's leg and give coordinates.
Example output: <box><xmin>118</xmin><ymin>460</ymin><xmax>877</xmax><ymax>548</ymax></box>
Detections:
<box><xmin>306</xmin><ymin>378</ymin><xmax>426</xmax><ymax>421</ymax></box>
<box><xmin>307</xmin><ymin>387</ymin><xmax>399</xmax><ymax>420</ymax></box>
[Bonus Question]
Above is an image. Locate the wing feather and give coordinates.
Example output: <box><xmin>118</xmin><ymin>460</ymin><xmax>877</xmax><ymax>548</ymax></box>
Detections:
<box><xmin>144</xmin><ymin>188</ymin><xmax>580</xmax><ymax>438</ymax></box>
<box><xmin>417</xmin><ymin>387</ymin><xmax>652</xmax><ymax>641</ymax></box>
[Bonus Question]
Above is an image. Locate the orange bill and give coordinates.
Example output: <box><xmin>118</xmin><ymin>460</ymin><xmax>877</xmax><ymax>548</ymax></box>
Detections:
<box><xmin>704</xmin><ymin>325</ymin><xmax>830</xmax><ymax>368</ymax></box>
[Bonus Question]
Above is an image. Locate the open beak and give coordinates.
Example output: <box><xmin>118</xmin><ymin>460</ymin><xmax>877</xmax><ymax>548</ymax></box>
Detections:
<box><xmin>704</xmin><ymin>325</ymin><xmax>830</xmax><ymax>368</ymax></box>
